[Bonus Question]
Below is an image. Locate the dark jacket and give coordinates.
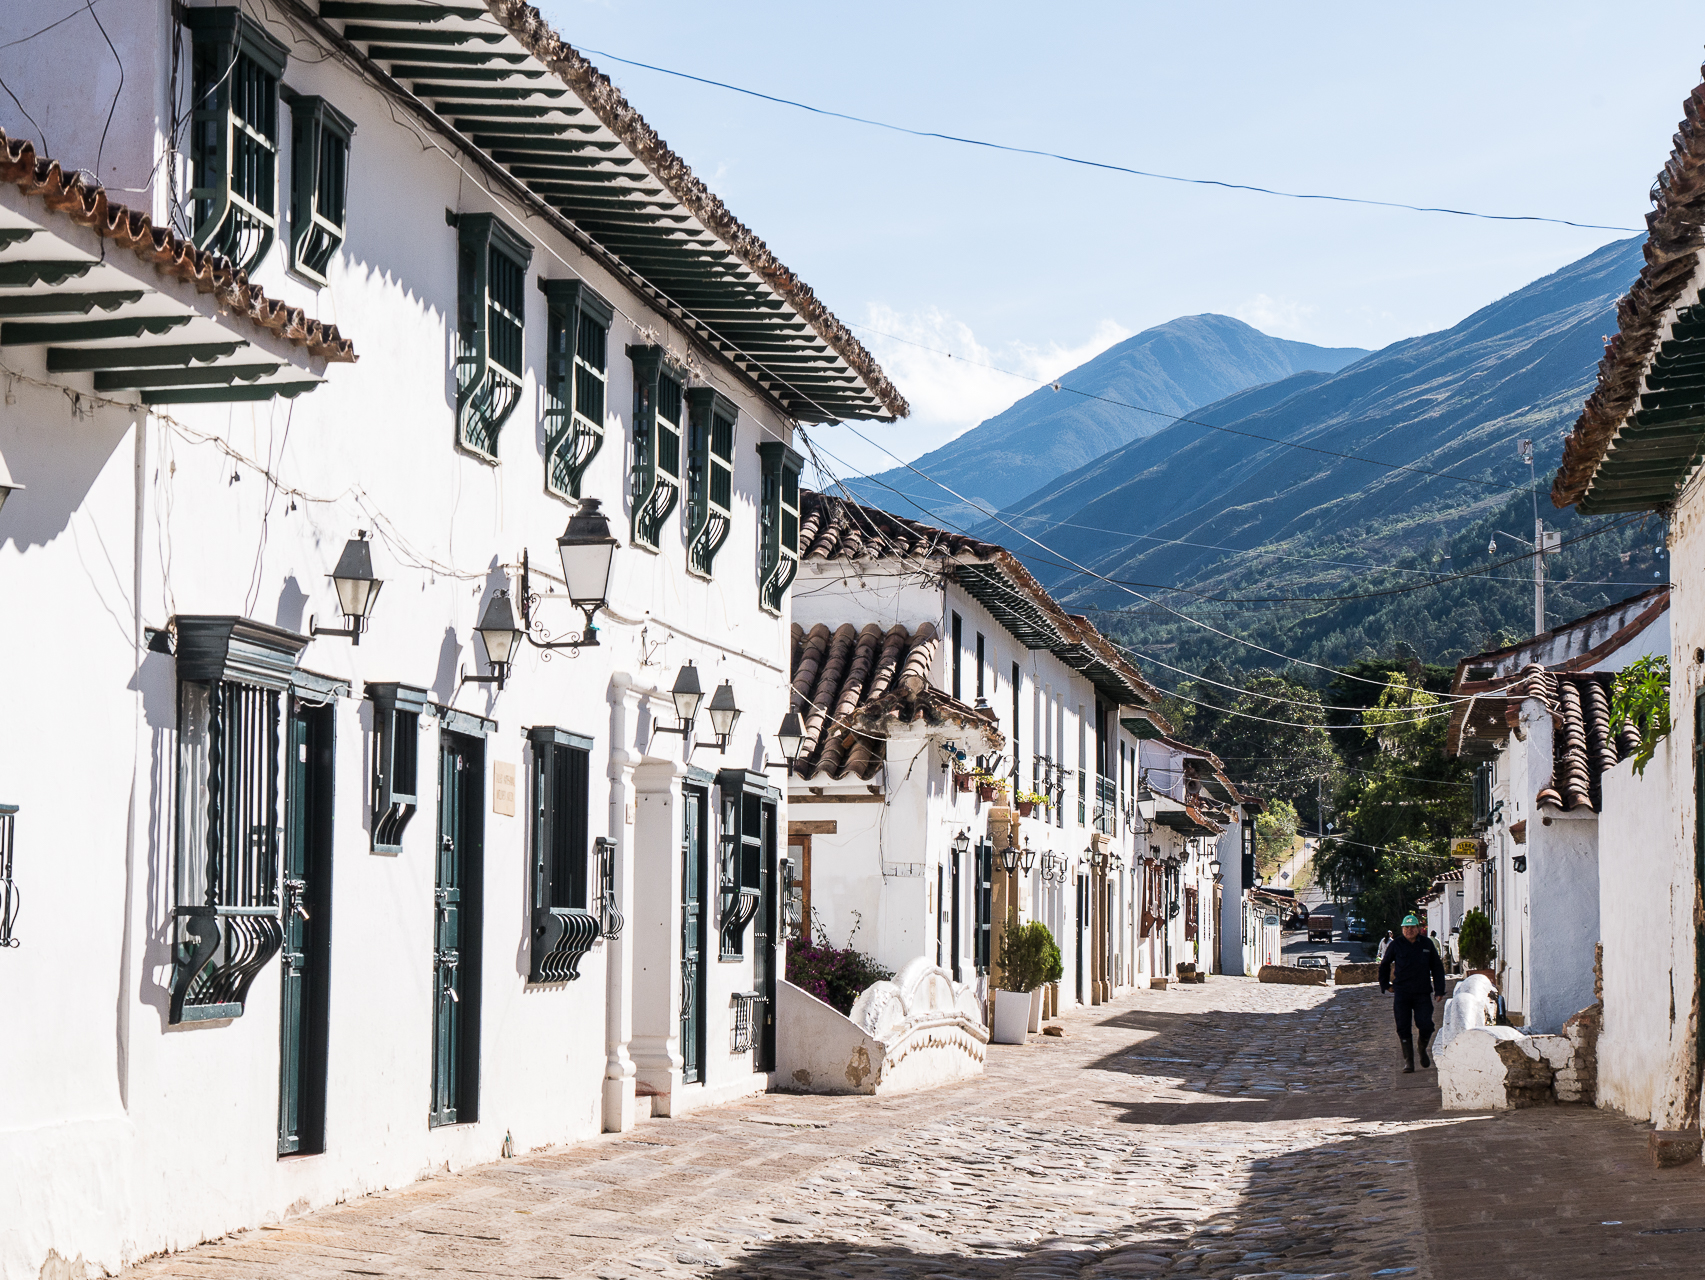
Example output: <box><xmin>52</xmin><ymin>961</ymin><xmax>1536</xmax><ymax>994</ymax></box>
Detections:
<box><xmin>1380</xmin><ymin>933</ymin><xmax>1445</xmax><ymax>996</ymax></box>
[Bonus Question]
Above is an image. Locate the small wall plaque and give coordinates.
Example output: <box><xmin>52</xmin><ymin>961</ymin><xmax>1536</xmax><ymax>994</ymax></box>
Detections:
<box><xmin>492</xmin><ymin>761</ymin><xmax>516</xmax><ymax>816</ymax></box>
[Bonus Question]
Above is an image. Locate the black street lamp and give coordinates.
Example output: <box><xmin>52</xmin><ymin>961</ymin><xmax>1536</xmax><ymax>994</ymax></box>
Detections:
<box><xmin>311</xmin><ymin>531</ymin><xmax>383</xmax><ymax>644</ymax></box>
<box><xmin>775</xmin><ymin>711</ymin><xmax>805</xmax><ymax>774</ymax></box>
<box><xmin>461</xmin><ymin>590</ymin><xmax>522</xmax><ymax>691</ymax></box>
<box><xmin>519</xmin><ymin>499</ymin><xmax>619</xmax><ymax>651</ymax></box>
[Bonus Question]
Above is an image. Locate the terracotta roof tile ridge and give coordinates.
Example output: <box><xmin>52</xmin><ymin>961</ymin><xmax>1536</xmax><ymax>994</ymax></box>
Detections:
<box><xmin>1553</xmin><ymin>71</ymin><xmax>1705</xmax><ymax>507</ymax></box>
<box><xmin>0</xmin><ymin>129</ymin><xmax>355</xmax><ymax>364</ymax></box>
<box><xmin>482</xmin><ymin>1</ymin><xmax>906</xmax><ymax>420</ymax></box>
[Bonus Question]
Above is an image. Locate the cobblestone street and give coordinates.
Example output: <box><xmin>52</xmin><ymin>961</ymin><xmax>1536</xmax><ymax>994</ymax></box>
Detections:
<box><xmin>124</xmin><ymin>980</ymin><xmax>1705</xmax><ymax>1280</ymax></box>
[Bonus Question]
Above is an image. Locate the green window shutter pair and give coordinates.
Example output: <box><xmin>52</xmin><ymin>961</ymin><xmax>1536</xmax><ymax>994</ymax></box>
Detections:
<box><xmin>627</xmin><ymin>344</ymin><xmax>686</xmax><ymax>551</ymax></box>
<box><xmin>185</xmin><ymin>9</ymin><xmax>289</xmax><ymax>273</ymax></box>
<box><xmin>542</xmin><ymin>280</ymin><xmax>613</xmax><ymax>501</ymax></box>
<box><xmin>285</xmin><ymin>94</ymin><xmax>354</xmax><ymax>286</ymax></box>
<box><xmin>757</xmin><ymin>441</ymin><xmax>802</xmax><ymax>615</ymax></box>
<box><xmin>685</xmin><ymin>388</ymin><xmax>737</xmax><ymax>577</ymax></box>
<box><xmin>454</xmin><ymin>213</ymin><xmax>533</xmax><ymax>460</ymax></box>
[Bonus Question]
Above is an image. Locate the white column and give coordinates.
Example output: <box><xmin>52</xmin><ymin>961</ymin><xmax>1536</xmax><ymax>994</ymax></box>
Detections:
<box><xmin>602</xmin><ymin>672</ymin><xmax>649</xmax><ymax>1133</ymax></box>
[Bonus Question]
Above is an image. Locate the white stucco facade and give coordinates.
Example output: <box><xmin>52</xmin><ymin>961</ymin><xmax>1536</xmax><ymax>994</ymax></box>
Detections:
<box><xmin>0</xmin><ymin>5</ymin><xmax>909</xmax><ymax>1274</ymax></box>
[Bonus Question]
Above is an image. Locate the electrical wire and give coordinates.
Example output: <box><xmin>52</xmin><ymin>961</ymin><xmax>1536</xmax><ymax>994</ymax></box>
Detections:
<box><xmin>580</xmin><ymin>47</ymin><xmax>1640</xmax><ymax>234</ymax></box>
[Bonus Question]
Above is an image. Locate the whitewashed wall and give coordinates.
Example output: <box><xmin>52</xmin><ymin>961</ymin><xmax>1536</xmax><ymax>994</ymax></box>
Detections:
<box><xmin>0</xmin><ymin>3</ymin><xmax>813</xmax><ymax>1274</ymax></box>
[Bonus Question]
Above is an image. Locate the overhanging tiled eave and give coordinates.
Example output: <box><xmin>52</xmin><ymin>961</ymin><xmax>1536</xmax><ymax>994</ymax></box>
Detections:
<box><xmin>0</xmin><ymin>190</ymin><xmax>327</xmax><ymax>404</ymax></box>
<box><xmin>952</xmin><ymin>561</ymin><xmax>1075</xmax><ymax>650</ymax></box>
<box><xmin>1058</xmin><ymin>643</ymin><xmax>1149</xmax><ymax>707</ymax></box>
<box><xmin>1578</xmin><ymin>302</ymin><xmax>1705</xmax><ymax>514</ymax></box>
<box><xmin>305</xmin><ymin>0</ymin><xmax>902</xmax><ymax>423</ymax></box>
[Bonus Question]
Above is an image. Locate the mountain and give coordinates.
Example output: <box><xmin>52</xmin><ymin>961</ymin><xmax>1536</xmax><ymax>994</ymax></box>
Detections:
<box><xmin>978</xmin><ymin>235</ymin><xmax>1658</xmax><ymax>671</ymax></box>
<box><xmin>846</xmin><ymin>314</ymin><xmax>1368</xmax><ymax>524</ymax></box>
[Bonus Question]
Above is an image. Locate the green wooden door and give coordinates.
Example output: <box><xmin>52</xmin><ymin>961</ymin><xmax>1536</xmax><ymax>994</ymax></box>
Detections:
<box><xmin>432</xmin><ymin>734</ymin><xmax>481</xmax><ymax>1126</ymax></box>
<box><xmin>753</xmin><ymin>799</ymin><xmax>776</xmax><ymax>1072</ymax></box>
<box><xmin>279</xmin><ymin>700</ymin><xmax>333</xmax><ymax>1155</ymax></box>
<box><xmin>680</xmin><ymin>787</ymin><xmax>707</xmax><ymax>1083</ymax></box>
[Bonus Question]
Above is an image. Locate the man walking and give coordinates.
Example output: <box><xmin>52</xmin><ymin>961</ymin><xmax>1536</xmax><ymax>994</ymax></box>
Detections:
<box><xmin>1379</xmin><ymin>912</ymin><xmax>1446</xmax><ymax>1073</ymax></box>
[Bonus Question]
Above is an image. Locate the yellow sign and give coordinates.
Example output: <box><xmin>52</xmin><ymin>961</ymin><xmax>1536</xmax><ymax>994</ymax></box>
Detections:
<box><xmin>492</xmin><ymin>761</ymin><xmax>516</xmax><ymax>816</ymax></box>
<box><xmin>1450</xmin><ymin>837</ymin><xmax>1484</xmax><ymax>861</ymax></box>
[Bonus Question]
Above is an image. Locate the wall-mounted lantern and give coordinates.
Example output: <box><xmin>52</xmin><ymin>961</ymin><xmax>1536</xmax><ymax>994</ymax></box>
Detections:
<box><xmin>998</xmin><ymin>839</ymin><xmax>1021</xmax><ymax>874</ymax></box>
<box><xmin>0</xmin><ymin>450</ymin><xmax>22</xmax><ymax>516</ymax></box>
<box><xmin>703</xmin><ymin>680</ymin><xmax>741</xmax><ymax>751</ymax></box>
<box><xmin>518</xmin><ymin>498</ymin><xmax>619</xmax><ymax>651</ymax></box>
<box><xmin>1018</xmin><ymin>836</ymin><xmax>1037</xmax><ymax>875</ymax></box>
<box><xmin>1088</xmin><ymin>842</ymin><xmax>1107</xmax><ymax>872</ymax></box>
<box><xmin>1209</xmin><ymin>857</ymin><xmax>1223</xmax><ymax>880</ymax></box>
<box><xmin>311</xmin><ymin>531</ymin><xmax>384</xmax><ymax>644</ymax></box>
<box><xmin>951</xmin><ymin>828</ymin><xmax>971</xmax><ymax>859</ymax></box>
<box><xmin>1512</xmin><ymin>853</ymin><xmax>1528</xmax><ymax>874</ymax></box>
<box><xmin>775</xmin><ymin>711</ymin><xmax>804</xmax><ymax>774</ymax></box>
<box><xmin>461</xmin><ymin>589</ymin><xmax>522</xmax><ymax>691</ymax></box>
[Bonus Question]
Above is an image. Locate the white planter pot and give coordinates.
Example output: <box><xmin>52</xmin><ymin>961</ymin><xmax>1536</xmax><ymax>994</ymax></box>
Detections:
<box><xmin>991</xmin><ymin>988</ymin><xmax>1031</xmax><ymax>1044</ymax></box>
<box><xmin>1028</xmin><ymin>986</ymin><xmax>1044</xmax><ymax>1033</ymax></box>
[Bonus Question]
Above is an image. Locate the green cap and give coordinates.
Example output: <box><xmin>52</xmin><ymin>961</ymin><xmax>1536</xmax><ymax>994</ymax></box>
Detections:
<box><xmin>1401</xmin><ymin>913</ymin><xmax>1422</xmax><ymax>927</ymax></box>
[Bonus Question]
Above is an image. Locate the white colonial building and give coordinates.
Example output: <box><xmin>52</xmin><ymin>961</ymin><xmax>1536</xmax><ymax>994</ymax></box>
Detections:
<box><xmin>781</xmin><ymin>492</ymin><xmax>1251</xmax><ymax>1012</ymax></box>
<box><xmin>0</xmin><ymin>2</ymin><xmax>905</xmax><ymax>1274</ymax></box>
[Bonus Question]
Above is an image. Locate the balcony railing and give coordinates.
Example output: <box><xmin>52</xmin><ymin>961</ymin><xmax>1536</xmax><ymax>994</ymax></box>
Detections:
<box><xmin>731</xmin><ymin>990</ymin><xmax>765</xmax><ymax>1053</ymax></box>
<box><xmin>530</xmin><ymin>907</ymin><xmax>601</xmax><ymax>983</ymax></box>
<box><xmin>1094</xmin><ymin>775</ymin><xmax>1118</xmax><ymax>835</ymax></box>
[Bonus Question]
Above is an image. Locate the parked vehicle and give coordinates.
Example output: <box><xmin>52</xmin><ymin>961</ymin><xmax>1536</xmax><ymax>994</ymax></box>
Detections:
<box><xmin>1306</xmin><ymin>912</ymin><xmax>1336</xmax><ymax>943</ymax></box>
<box><xmin>1295</xmin><ymin>954</ymin><xmax>1332</xmax><ymax>971</ymax></box>
<box><xmin>1345</xmin><ymin>915</ymin><xmax>1368</xmax><ymax>941</ymax></box>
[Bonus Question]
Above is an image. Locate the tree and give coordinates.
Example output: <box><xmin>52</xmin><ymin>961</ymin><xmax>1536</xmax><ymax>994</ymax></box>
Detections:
<box><xmin>1254</xmin><ymin>799</ymin><xmax>1299</xmax><ymax>879</ymax></box>
<box><xmin>1313</xmin><ymin>672</ymin><xmax>1472</xmax><ymax>935</ymax></box>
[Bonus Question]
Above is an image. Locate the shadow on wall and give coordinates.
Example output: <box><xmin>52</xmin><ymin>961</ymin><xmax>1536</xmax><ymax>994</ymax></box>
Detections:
<box><xmin>275</xmin><ymin>575</ymin><xmax>309</xmax><ymax>633</ymax></box>
<box><xmin>130</xmin><ymin>648</ymin><xmax>181</xmax><ymax>1031</ymax></box>
<box><xmin>0</xmin><ymin>402</ymin><xmax>137</xmax><ymax>552</ymax></box>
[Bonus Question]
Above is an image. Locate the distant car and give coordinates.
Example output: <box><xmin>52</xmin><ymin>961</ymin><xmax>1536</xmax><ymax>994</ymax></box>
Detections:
<box><xmin>1306</xmin><ymin>912</ymin><xmax>1336</xmax><ymax>943</ymax></box>
<box><xmin>1295</xmin><ymin>954</ymin><xmax>1331</xmax><ymax>971</ymax></box>
<box><xmin>1345</xmin><ymin>916</ymin><xmax>1368</xmax><ymax>941</ymax></box>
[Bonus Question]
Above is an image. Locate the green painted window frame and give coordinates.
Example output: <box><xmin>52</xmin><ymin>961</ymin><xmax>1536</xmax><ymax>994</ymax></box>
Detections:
<box><xmin>757</xmin><ymin>441</ymin><xmax>802</xmax><ymax>615</ymax></box>
<box><xmin>540</xmin><ymin>279</ymin><xmax>613</xmax><ymax>502</ymax></box>
<box><xmin>527</xmin><ymin>727</ymin><xmax>601</xmax><ymax>983</ymax></box>
<box><xmin>627</xmin><ymin>344</ymin><xmax>685</xmax><ymax>551</ymax></box>
<box><xmin>685</xmin><ymin>387</ymin><xmax>737</xmax><ymax>578</ymax></box>
<box><xmin>716</xmin><ymin>769</ymin><xmax>778</xmax><ymax>961</ymax></box>
<box><xmin>285</xmin><ymin>93</ymin><xmax>354</xmax><ymax>287</ymax></box>
<box><xmin>453</xmin><ymin>211</ymin><xmax>533</xmax><ymax>461</ymax></box>
<box><xmin>185</xmin><ymin>7</ymin><xmax>288</xmax><ymax>273</ymax></box>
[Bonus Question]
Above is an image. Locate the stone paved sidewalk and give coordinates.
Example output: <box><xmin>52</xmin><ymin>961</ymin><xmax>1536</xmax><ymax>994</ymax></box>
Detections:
<box><xmin>122</xmin><ymin>978</ymin><xmax>1705</xmax><ymax>1280</ymax></box>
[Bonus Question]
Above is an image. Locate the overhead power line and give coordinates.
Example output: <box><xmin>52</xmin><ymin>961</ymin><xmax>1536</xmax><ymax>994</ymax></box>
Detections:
<box><xmin>585</xmin><ymin>48</ymin><xmax>1641</xmax><ymax>234</ymax></box>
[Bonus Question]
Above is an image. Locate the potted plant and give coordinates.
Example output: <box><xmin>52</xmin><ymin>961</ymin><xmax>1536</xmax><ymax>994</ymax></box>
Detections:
<box><xmin>1013</xmin><ymin>789</ymin><xmax>1048</xmax><ymax>819</ymax></box>
<box><xmin>1458</xmin><ymin>907</ymin><xmax>1496</xmax><ymax>982</ymax></box>
<box><xmin>974</xmin><ymin>770</ymin><xmax>1006</xmax><ymax>804</ymax></box>
<box><xmin>992</xmin><ymin>919</ymin><xmax>1062</xmax><ymax>1042</ymax></box>
<box><xmin>953</xmin><ymin>768</ymin><xmax>974</xmax><ymax>794</ymax></box>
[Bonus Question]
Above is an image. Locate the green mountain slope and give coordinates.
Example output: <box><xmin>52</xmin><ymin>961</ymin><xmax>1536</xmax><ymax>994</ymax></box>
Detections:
<box><xmin>974</xmin><ymin>236</ymin><xmax>1663</xmax><ymax>674</ymax></box>
<box><xmin>847</xmin><ymin>314</ymin><xmax>1367</xmax><ymax>525</ymax></box>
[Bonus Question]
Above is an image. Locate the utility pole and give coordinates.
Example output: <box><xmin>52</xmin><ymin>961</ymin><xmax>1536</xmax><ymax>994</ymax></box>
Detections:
<box><xmin>1515</xmin><ymin>440</ymin><xmax>1558</xmax><ymax>635</ymax></box>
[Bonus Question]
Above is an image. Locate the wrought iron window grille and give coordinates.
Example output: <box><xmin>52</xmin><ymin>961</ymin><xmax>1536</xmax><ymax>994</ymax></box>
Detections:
<box><xmin>185</xmin><ymin>9</ymin><xmax>287</xmax><ymax>273</ymax></box>
<box><xmin>366</xmin><ymin>683</ymin><xmax>427</xmax><ymax>854</ymax></box>
<box><xmin>0</xmin><ymin>804</ymin><xmax>18</xmax><ymax>949</ymax></box>
<box><xmin>541</xmin><ymin>279</ymin><xmax>612</xmax><ymax>502</ymax></box>
<box><xmin>452</xmin><ymin>211</ymin><xmax>533</xmax><ymax>461</ymax></box>
<box><xmin>627</xmin><ymin>345</ymin><xmax>684</xmax><ymax>551</ymax></box>
<box><xmin>169</xmin><ymin>617</ymin><xmax>306</xmax><ymax>1025</ymax></box>
<box><xmin>528</xmin><ymin>727</ymin><xmax>601</xmax><ymax>982</ymax></box>
<box><xmin>756</xmin><ymin>441</ymin><xmax>801</xmax><ymax>615</ymax></box>
<box><xmin>684</xmin><ymin>388</ymin><xmax>737</xmax><ymax>578</ymax></box>
<box><xmin>285</xmin><ymin>93</ymin><xmax>352</xmax><ymax>285</ymax></box>
<box><xmin>595</xmin><ymin>835</ymin><xmax>623</xmax><ymax>941</ymax></box>
<box><xmin>730</xmin><ymin>991</ymin><xmax>764</xmax><ymax>1054</ymax></box>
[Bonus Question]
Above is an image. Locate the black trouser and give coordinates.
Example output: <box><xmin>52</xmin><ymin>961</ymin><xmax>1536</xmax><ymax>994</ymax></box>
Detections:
<box><xmin>1392</xmin><ymin>987</ymin><xmax>1436</xmax><ymax>1042</ymax></box>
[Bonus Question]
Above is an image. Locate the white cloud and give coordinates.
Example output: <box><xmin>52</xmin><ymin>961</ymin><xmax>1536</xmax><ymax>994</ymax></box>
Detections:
<box><xmin>1232</xmin><ymin>293</ymin><xmax>1317</xmax><ymax>339</ymax></box>
<box><xmin>818</xmin><ymin>307</ymin><xmax>1132</xmax><ymax>475</ymax></box>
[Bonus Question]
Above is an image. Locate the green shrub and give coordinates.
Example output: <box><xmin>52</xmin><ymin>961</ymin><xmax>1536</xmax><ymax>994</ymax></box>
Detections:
<box><xmin>1610</xmin><ymin>653</ymin><xmax>1671</xmax><ymax>776</ymax></box>
<box><xmin>998</xmin><ymin>920</ymin><xmax>1063</xmax><ymax>993</ymax></box>
<box><xmin>1458</xmin><ymin>907</ymin><xmax>1496</xmax><ymax>970</ymax></box>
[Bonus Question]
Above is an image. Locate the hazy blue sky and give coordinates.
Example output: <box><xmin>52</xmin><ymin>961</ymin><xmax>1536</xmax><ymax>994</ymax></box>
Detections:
<box><xmin>541</xmin><ymin>2</ymin><xmax>1704</xmax><ymax>479</ymax></box>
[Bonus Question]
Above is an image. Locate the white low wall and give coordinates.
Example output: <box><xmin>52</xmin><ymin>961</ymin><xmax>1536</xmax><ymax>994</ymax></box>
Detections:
<box><xmin>775</xmin><ymin>959</ymin><xmax>988</xmax><ymax>1096</ymax></box>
